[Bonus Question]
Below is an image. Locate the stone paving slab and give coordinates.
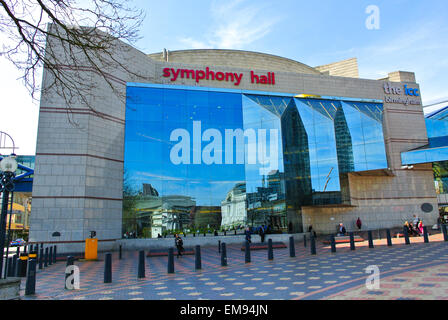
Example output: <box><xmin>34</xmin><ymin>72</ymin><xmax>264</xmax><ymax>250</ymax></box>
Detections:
<box><xmin>18</xmin><ymin>233</ymin><xmax>448</xmax><ymax>300</ymax></box>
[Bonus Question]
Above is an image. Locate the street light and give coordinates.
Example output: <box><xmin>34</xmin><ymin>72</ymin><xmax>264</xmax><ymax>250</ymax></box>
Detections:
<box><xmin>0</xmin><ymin>155</ymin><xmax>17</xmax><ymax>279</ymax></box>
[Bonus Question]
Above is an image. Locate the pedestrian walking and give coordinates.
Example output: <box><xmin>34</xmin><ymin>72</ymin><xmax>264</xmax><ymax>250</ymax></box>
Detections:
<box><xmin>259</xmin><ymin>225</ymin><xmax>266</xmax><ymax>243</ymax></box>
<box><xmin>245</xmin><ymin>226</ymin><xmax>252</xmax><ymax>243</ymax></box>
<box><xmin>356</xmin><ymin>217</ymin><xmax>362</xmax><ymax>230</ymax></box>
<box><xmin>175</xmin><ymin>234</ymin><xmax>184</xmax><ymax>258</ymax></box>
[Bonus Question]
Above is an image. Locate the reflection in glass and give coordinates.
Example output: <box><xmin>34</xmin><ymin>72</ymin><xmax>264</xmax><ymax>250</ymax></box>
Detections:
<box><xmin>123</xmin><ymin>85</ymin><xmax>388</xmax><ymax>238</ymax></box>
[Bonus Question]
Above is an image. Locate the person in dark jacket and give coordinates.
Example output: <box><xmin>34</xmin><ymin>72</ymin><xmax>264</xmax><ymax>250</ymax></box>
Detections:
<box><xmin>245</xmin><ymin>227</ymin><xmax>252</xmax><ymax>243</ymax></box>
<box><xmin>259</xmin><ymin>225</ymin><xmax>266</xmax><ymax>243</ymax></box>
<box><xmin>337</xmin><ymin>223</ymin><xmax>346</xmax><ymax>236</ymax></box>
<box><xmin>175</xmin><ymin>234</ymin><xmax>184</xmax><ymax>258</ymax></box>
<box><xmin>356</xmin><ymin>217</ymin><xmax>362</xmax><ymax>230</ymax></box>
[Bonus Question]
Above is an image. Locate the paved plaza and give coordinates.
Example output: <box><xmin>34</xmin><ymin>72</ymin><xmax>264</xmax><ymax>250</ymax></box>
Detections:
<box><xmin>19</xmin><ymin>233</ymin><xmax>448</xmax><ymax>300</ymax></box>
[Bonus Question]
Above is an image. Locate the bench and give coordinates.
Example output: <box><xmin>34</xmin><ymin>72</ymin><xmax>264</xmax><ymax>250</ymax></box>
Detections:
<box><xmin>146</xmin><ymin>248</ymin><xmax>195</xmax><ymax>257</ymax></box>
<box><xmin>322</xmin><ymin>235</ymin><xmax>364</xmax><ymax>245</ymax></box>
<box><xmin>240</xmin><ymin>242</ymin><xmax>287</xmax><ymax>251</ymax></box>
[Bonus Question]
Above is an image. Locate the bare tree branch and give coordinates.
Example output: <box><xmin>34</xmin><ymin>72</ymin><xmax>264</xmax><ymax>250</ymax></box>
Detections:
<box><xmin>0</xmin><ymin>0</ymin><xmax>147</xmax><ymax>122</ymax></box>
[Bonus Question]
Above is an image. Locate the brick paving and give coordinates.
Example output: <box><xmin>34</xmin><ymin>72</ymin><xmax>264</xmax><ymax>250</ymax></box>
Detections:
<box><xmin>19</xmin><ymin>233</ymin><xmax>448</xmax><ymax>300</ymax></box>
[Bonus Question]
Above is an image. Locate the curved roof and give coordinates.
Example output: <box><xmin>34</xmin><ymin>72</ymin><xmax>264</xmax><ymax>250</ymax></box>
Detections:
<box><xmin>148</xmin><ymin>49</ymin><xmax>321</xmax><ymax>75</ymax></box>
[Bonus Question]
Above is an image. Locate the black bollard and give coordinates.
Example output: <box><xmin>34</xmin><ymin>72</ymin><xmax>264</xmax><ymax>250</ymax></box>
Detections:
<box><xmin>224</xmin><ymin>231</ymin><xmax>226</xmax><ymax>236</ymax></box>
<box><xmin>12</xmin><ymin>255</ymin><xmax>17</xmax><ymax>277</ymax></box>
<box><xmin>17</xmin><ymin>254</ymin><xmax>28</xmax><ymax>277</ymax></box>
<box><xmin>44</xmin><ymin>247</ymin><xmax>49</xmax><ymax>268</ymax></box>
<box><xmin>53</xmin><ymin>246</ymin><xmax>57</xmax><ymax>264</ymax></box>
<box><xmin>245</xmin><ymin>240</ymin><xmax>251</xmax><ymax>263</ymax></box>
<box><xmin>119</xmin><ymin>245</ymin><xmax>122</xmax><ymax>260</ymax></box>
<box><xmin>386</xmin><ymin>229</ymin><xmax>392</xmax><ymax>246</ymax></box>
<box><xmin>193</xmin><ymin>233</ymin><xmax>196</xmax><ymax>237</ymax></box>
<box><xmin>17</xmin><ymin>246</ymin><xmax>20</xmax><ymax>257</ymax></box>
<box><xmin>167</xmin><ymin>248</ymin><xmax>175</xmax><ymax>273</ymax></box>
<box><xmin>38</xmin><ymin>247</ymin><xmax>44</xmax><ymax>270</ymax></box>
<box><xmin>268</xmin><ymin>239</ymin><xmax>274</xmax><ymax>260</ymax></box>
<box><xmin>221</xmin><ymin>242</ymin><xmax>227</xmax><ymax>266</ymax></box>
<box><xmin>423</xmin><ymin>226</ymin><xmax>429</xmax><ymax>243</ymax></box>
<box><xmin>234</xmin><ymin>230</ymin><xmax>237</xmax><ymax>235</ymax></box>
<box><xmin>330</xmin><ymin>235</ymin><xmax>336</xmax><ymax>253</ymax></box>
<box><xmin>65</xmin><ymin>256</ymin><xmax>75</xmax><ymax>289</ymax></box>
<box><xmin>349</xmin><ymin>232</ymin><xmax>355</xmax><ymax>251</ymax></box>
<box><xmin>303</xmin><ymin>234</ymin><xmax>307</xmax><ymax>247</ymax></box>
<box><xmin>310</xmin><ymin>234</ymin><xmax>316</xmax><ymax>255</ymax></box>
<box><xmin>368</xmin><ymin>230</ymin><xmax>374</xmax><ymax>248</ymax></box>
<box><xmin>49</xmin><ymin>246</ymin><xmax>53</xmax><ymax>266</ymax></box>
<box><xmin>16</xmin><ymin>258</ymin><xmax>21</xmax><ymax>277</ymax></box>
<box><xmin>442</xmin><ymin>224</ymin><xmax>448</xmax><ymax>241</ymax></box>
<box><xmin>137</xmin><ymin>250</ymin><xmax>145</xmax><ymax>279</ymax></box>
<box><xmin>104</xmin><ymin>253</ymin><xmax>112</xmax><ymax>283</ymax></box>
<box><xmin>195</xmin><ymin>245</ymin><xmax>202</xmax><ymax>270</ymax></box>
<box><xmin>403</xmin><ymin>226</ymin><xmax>410</xmax><ymax>245</ymax></box>
<box><xmin>25</xmin><ymin>259</ymin><xmax>37</xmax><ymax>295</ymax></box>
<box><xmin>289</xmin><ymin>236</ymin><xmax>295</xmax><ymax>257</ymax></box>
<box><xmin>218</xmin><ymin>240</ymin><xmax>221</xmax><ymax>253</ymax></box>
<box><xmin>7</xmin><ymin>257</ymin><xmax>14</xmax><ymax>277</ymax></box>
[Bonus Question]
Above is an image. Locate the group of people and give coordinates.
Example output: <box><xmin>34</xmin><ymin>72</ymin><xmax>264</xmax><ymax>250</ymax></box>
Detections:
<box><xmin>404</xmin><ymin>215</ymin><xmax>424</xmax><ymax>237</ymax></box>
<box><xmin>335</xmin><ymin>217</ymin><xmax>362</xmax><ymax>236</ymax></box>
<box><xmin>244</xmin><ymin>225</ymin><xmax>270</xmax><ymax>243</ymax></box>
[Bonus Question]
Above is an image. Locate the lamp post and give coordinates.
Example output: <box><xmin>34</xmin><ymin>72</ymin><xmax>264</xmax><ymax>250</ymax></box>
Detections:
<box><xmin>0</xmin><ymin>155</ymin><xmax>17</xmax><ymax>279</ymax></box>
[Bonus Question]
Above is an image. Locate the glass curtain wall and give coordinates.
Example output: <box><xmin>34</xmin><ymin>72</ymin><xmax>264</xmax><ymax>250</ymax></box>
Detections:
<box><xmin>123</xmin><ymin>84</ymin><xmax>387</xmax><ymax>238</ymax></box>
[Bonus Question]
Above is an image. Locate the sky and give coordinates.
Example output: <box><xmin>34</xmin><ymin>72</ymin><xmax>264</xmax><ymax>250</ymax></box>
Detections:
<box><xmin>1</xmin><ymin>0</ymin><xmax>448</xmax><ymax>155</ymax></box>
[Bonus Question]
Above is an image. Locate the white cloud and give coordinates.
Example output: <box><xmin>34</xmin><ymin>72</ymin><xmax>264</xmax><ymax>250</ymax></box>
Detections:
<box><xmin>178</xmin><ymin>0</ymin><xmax>280</xmax><ymax>49</ymax></box>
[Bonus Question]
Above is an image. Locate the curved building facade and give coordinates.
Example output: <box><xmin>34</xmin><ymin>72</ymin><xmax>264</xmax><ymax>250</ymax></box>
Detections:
<box><xmin>30</xmin><ymin>33</ymin><xmax>438</xmax><ymax>251</ymax></box>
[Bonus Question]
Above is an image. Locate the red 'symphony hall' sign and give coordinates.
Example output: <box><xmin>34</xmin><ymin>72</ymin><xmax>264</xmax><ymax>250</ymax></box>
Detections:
<box><xmin>163</xmin><ymin>67</ymin><xmax>275</xmax><ymax>86</ymax></box>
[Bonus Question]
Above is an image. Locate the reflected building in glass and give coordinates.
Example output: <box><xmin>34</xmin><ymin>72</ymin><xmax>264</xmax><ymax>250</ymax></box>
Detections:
<box><xmin>123</xmin><ymin>85</ymin><xmax>388</xmax><ymax>237</ymax></box>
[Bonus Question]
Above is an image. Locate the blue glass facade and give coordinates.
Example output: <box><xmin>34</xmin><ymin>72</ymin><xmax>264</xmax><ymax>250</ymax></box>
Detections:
<box><xmin>402</xmin><ymin>106</ymin><xmax>448</xmax><ymax>165</ymax></box>
<box><xmin>123</xmin><ymin>84</ymin><xmax>388</xmax><ymax>237</ymax></box>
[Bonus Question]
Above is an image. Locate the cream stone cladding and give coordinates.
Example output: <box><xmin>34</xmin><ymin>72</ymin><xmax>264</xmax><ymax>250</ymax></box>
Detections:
<box><xmin>30</xmin><ymin>30</ymin><xmax>157</xmax><ymax>253</ymax></box>
<box><xmin>315</xmin><ymin>58</ymin><xmax>359</xmax><ymax>78</ymax></box>
<box><xmin>148</xmin><ymin>49</ymin><xmax>321</xmax><ymax>75</ymax></box>
<box><xmin>32</xmin><ymin>34</ymin><xmax>438</xmax><ymax>250</ymax></box>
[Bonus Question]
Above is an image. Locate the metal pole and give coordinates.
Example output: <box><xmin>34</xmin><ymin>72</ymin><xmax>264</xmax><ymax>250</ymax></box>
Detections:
<box><xmin>289</xmin><ymin>236</ymin><xmax>295</xmax><ymax>257</ymax></box>
<box><xmin>368</xmin><ymin>230</ymin><xmax>374</xmax><ymax>248</ymax></box>
<box><xmin>330</xmin><ymin>235</ymin><xmax>336</xmax><ymax>253</ymax></box>
<box><xmin>403</xmin><ymin>226</ymin><xmax>410</xmax><ymax>245</ymax></box>
<box><xmin>195</xmin><ymin>245</ymin><xmax>201</xmax><ymax>270</ymax></box>
<box><xmin>0</xmin><ymin>173</ymin><xmax>12</xmax><ymax>279</ymax></box>
<box><xmin>349</xmin><ymin>232</ymin><xmax>355</xmax><ymax>251</ymax></box>
<box><xmin>268</xmin><ymin>238</ymin><xmax>273</xmax><ymax>260</ymax></box>
<box><xmin>167</xmin><ymin>248</ymin><xmax>174</xmax><ymax>273</ymax></box>
<box><xmin>104</xmin><ymin>253</ymin><xmax>112</xmax><ymax>283</ymax></box>
<box><xmin>245</xmin><ymin>240</ymin><xmax>251</xmax><ymax>263</ymax></box>
<box><xmin>221</xmin><ymin>242</ymin><xmax>227</xmax><ymax>266</ymax></box>
<box><xmin>423</xmin><ymin>226</ymin><xmax>429</xmax><ymax>243</ymax></box>
<box><xmin>310</xmin><ymin>234</ymin><xmax>316</xmax><ymax>255</ymax></box>
<box><xmin>137</xmin><ymin>250</ymin><xmax>145</xmax><ymax>278</ymax></box>
<box><xmin>25</xmin><ymin>259</ymin><xmax>37</xmax><ymax>295</ymax></box>
<box><xmin>4</xmin><ymin>191</ymin><xmax>13</xmax><ymax>278</ymax></box>
<box><xmin>386</xmin><ymin>229</ymin><xmax>392</xmax><ymax>246</ymax></box>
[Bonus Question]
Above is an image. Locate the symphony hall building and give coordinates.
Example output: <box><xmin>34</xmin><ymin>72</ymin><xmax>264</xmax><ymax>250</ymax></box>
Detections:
<box><xmin>30</xmin><ymin>32</ymin><xmax>439</xmax><ymax>252</ymax></box>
